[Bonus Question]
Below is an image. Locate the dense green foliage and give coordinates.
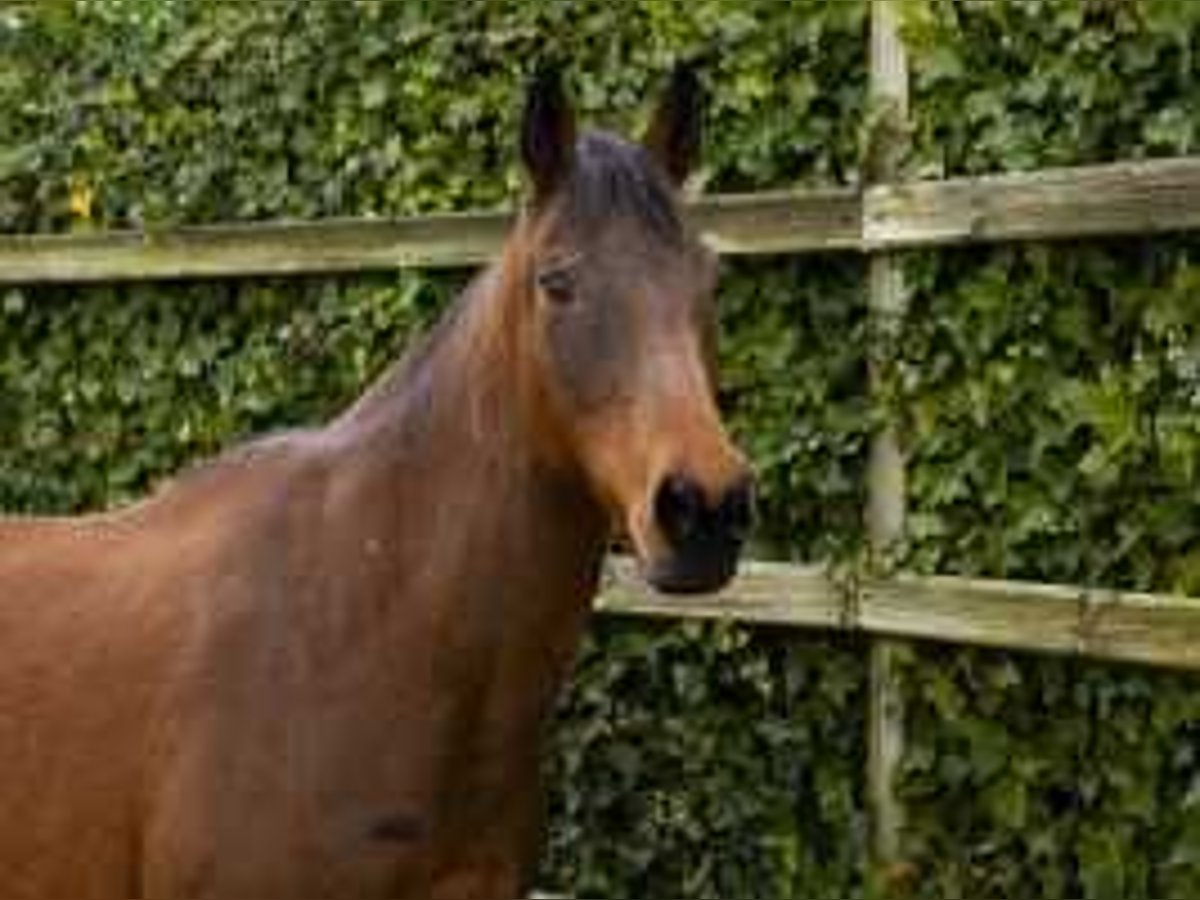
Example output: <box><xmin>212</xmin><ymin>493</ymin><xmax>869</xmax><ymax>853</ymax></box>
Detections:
<box><xmin>0</xmin><ymin>0</ymin><xmax>865</xmax><ymax>231</ymax></box>
<box><xmin>545</xmin><ymin>623</ymin><xmax>866</xmax><ymax>899</ymax></box>
<box><xmin>2</xmin><ymin>0</ymin><xmax>1198</xmax><ymax>896</ymax></box>
<box><xmin>895</xmin><ymin>2</ymin><xmax>1200</xmax><ymax>896</ymax></box>
<box><xmin>903</xmin><ymin>0</ymin><xmax>1200</xmax><ymax>176</ymax></box>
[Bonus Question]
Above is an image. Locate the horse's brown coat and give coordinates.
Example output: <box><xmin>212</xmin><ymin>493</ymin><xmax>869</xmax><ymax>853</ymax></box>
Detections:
<box><xmin>0</xmin><ymin>68</ymin><xmax>748</xmax><ymax>898</ymax></box>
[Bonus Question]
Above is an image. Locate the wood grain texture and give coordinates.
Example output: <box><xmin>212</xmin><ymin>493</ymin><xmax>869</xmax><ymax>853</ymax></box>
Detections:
<box><xmin>598</xmin><ymin>559</ymin><xmax>1200</xmax><ymax>672</ymax></box>
<box><xmin>865</xmin><ymin>0</ymin><xmax>911</xmax><ymax>869</ymax></box>
<box><xmin>596</xmin><ymin>557</ymin><xmax>843</xmax><ymax>630</ymax></box>
<box><xmin>690</xmin><ymin>188</ymin><xmax>861</xmax><ymax>255</ymax></box>
<box><xmin>0</xmin><ymin>213</ymin><xmax>511</xmax><ymax>283</ymax></box>
<box><xmin>861</xmin><ymin>575</ymin><xmax>1200</xmax><ymax>670</ymax></box>
<box><xmin>6</xmin><ymin>157</ymin><xmax>1200</xmax><ymax>284</ymax></box>
<box><xmin>0</xmin><ymin>189</ymin><xmax>861</xmax><ymax>285</ymax></box>
<box><xmin>865</xmin><ymin>156</ymin><xmax>1200</xmax><ymax>249</ymax></box>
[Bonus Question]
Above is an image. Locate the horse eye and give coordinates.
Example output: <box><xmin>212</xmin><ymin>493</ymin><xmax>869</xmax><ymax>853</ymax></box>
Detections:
<box><xmin>537</xmin><ymin>267</ymin><xmax>576</xmax><ymax>304</ymax></box>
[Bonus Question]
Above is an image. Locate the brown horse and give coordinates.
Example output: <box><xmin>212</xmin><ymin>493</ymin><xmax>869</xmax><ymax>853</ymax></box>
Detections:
<box><xmin>0</xmin><ymin>66</ymin><xmax>751</xmax><ymax>898</ymax></box>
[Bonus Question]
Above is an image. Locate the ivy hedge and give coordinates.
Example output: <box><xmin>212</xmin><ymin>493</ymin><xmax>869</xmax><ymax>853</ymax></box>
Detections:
<box><xmin>2</xmin><ymin>0</ymin><xmax>1198</xmax><ymax>897</ymax></box>
<box><xmin>894</xmin><ymin>4</ymin><xmax>1200</xmax><ymax>897</ymax></box>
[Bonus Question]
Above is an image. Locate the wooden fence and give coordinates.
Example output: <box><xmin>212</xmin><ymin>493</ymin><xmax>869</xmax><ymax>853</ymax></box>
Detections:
<box><xmin>5</xmin><ymin>157</ymin><xmax>1200</xmax><ymax>283</ymax></box>
<box><xmin>4</xmin><ymin>0</ymin><xmax>1199</xmax><ymax>880</ymax></box>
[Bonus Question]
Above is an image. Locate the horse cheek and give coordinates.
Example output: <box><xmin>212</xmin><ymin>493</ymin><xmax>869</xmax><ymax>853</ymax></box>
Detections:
<box><xmin>544</xmin><ymin>297</ymin><xmax>630</xmax><ymax>415</ymax></box>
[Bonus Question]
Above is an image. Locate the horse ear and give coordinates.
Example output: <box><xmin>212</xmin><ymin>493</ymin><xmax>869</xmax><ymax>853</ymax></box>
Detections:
<box><xmin>643</xmin><ymin>63</ymin><xmax>703</xmax><ymax>187</ymax></box>
<box><xmin>521</xmin><ymin>65</ymin><xmax>576</xmax><ymax>204</ymax></box>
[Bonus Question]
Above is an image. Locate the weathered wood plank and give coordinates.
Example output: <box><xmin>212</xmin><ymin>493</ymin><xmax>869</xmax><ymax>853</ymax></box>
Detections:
<box><xmin>0</xmin><ymin>213</ymin><xmax>510</xmax><ymax>284</ymax></box>
<box><xmin>861</xmin><ymin>575</ymin><xmax>1200</xmax><ymax>671</ymax></box>
<box><xmin>597</xmin><ymin>560</ymin><xmax>1200</xmax><ymax>672</ymax></box>
<box><xmin>860</xmin><ymin>575</ymin><xmax>1083</xmax><ymax>655</ymax></box>
<box><xmin>691</xmin><ymin>187</ymin><xmax>861</xmax><ymax>255</ymax></box>
<box><xmin>865</xmin><ymin>156</ymin><xmax>1200</xmax><ymax>249</ymax></box>
<box><xmin>0</xmin><ymin>188</ymin><xmax>861</xmax><ymax>285</ymax></box>
<box><xmin>5</xmin><ymin>156</ymin><xmax>1200</xmax><ymax>284</ymax></box>
<box><xmin>596</xmin><ymin>557</ymin><xmax>843</xmax><ymax>630</ymax></box>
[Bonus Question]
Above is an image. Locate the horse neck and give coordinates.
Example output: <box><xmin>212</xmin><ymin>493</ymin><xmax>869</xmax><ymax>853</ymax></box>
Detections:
<box><xmin>326</xmin><ymin>236</ymin><xmax>607</xmax><ymax>596</ymax></box>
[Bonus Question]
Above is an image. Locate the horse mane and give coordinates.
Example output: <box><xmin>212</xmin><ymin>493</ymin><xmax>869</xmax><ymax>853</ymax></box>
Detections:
<box><xmin>161</xmin><ymin>128</ymin><xmax>684</xmax><ymax>499</ymax></box>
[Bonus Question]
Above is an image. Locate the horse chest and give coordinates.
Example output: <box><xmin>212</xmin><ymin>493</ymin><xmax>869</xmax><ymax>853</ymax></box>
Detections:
<box><xmin>318</xmin><ymin>578</ymin><xmax>574</xmax><ymax>829</ymax></box>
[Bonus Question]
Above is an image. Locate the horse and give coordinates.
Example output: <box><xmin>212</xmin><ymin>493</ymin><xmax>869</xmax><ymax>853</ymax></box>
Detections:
<box><xmin>0</xmin><ymin>65</ymin><xmax>752</xmax><ymax>898</ymax></box>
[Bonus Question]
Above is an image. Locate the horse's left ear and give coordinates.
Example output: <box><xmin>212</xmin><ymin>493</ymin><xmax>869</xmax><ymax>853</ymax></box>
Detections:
<box><xmin>643</xmin><ymin>63</ymin><xmax>704</xmax><ymax>187</ymax></box>
<box><xmin>521</xmin><ymin>64</ymin><xmax>577</xmax><ymax>204</ymax></box>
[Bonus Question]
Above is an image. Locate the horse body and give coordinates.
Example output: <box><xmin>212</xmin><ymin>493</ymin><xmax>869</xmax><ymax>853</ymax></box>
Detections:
<box><xmin>0</xmin><ymin>67</ymin><xmax>749</xmax><ymax>898</ymax></box>
<box><xmin>2</xmin><ymin>263</ymin><xmax>606</xmax><ymax>897</ymax></box>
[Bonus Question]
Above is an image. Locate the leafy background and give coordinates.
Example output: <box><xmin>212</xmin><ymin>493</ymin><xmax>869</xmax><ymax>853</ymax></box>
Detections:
<box><xmin>1</xmin><ymin>0</ymin><xmax>1198</xmax><ymax>896</ymax></box>
<box><xmin>896</xmin><ymin>2</ymin><xmax>1200</xmax><ymax>897</ymax></box>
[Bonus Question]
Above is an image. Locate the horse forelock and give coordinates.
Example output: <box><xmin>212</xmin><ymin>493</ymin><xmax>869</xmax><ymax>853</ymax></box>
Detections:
<box><xmin>561</xmin><ymin>130</ymin><xmax>684</xmax><ymax>243</ymax></box>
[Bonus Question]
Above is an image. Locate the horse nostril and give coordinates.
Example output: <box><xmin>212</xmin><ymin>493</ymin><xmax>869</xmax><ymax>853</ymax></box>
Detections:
<box><xmin>653</xmin><ymin>473</ymin><xmax>753</xmax><ymax>549</ymax></box>
<box><xmin>718</xmin><ymin>478</ymin><xmax>754</xmax><ymax>542</ymax></box>
<box><xmin>653</xmin><ymin>473</ymin><xmax>705</xmax><ymax>545</ymax></box>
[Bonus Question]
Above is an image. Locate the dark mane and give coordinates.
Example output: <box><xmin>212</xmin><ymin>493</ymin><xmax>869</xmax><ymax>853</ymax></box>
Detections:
<box><xmin>565</xmin><ymin>131</ymin><xmax>683</xmax><ymax>242</ymax></box>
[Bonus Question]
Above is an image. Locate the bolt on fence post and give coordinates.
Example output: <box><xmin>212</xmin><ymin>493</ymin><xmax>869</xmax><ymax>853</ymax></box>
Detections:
<box><xmin>866</xmin><ymin>0</ymin><xmax>911</xmax><ymax>888</ymax></box>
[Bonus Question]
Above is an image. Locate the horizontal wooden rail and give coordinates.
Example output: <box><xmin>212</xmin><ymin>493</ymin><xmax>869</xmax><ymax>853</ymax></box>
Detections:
<box><xmin>3</xmin><ymin>156</ymin><xmax>1199</xmax><ymax>284</ymax></box>
<box><xmin>0</xmin><ymin>189</ymin><xmax>859</xmax><ymax>284</ymax></box>
<box><xmin>0</xmin><ymin>211</ymin><xmax>510</xmax><ymax>284</ymax></box>
<box><xmin>597</xmin><ymin>559</ymin><xmax>1200</xmax><ymax>672</ymax></box>
<box><xmin>863</xmin><ymin>156</ymin><xmax>1200</xmax><ymax>249</ymax></box>
<box><xmin>598</xmin><ymin>559</ymin><xmax>845</xmax><ymax>629</ymax></box>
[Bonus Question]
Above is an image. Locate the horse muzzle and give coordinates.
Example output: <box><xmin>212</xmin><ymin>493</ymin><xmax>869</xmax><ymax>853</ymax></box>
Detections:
<box><xmin>642</xmin><ymin>472</ymin><xmax>753</xmax><ymax>594</ymax></box>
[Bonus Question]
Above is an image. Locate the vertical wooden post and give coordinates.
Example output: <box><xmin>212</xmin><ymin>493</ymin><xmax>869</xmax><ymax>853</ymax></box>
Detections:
<box><xmin>866</xmin><ymin>0</ymin><xmax>910</xmax><ymax>881</ymax></box>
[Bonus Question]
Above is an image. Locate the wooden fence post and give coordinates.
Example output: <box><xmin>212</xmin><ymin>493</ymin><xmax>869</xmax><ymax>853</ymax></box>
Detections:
<box><xmin>866</xmin><ymin>0</ymin><xmax>910</xmax><ymax>884</ymax></box>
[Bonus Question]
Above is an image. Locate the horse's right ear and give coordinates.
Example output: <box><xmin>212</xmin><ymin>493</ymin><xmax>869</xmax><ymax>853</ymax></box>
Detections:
<box><xmin>521</xmin><ymin>65</ymin><xmax>576</xmax><ymax>205</ymax></box>
<box><xmin>642</xmin><ymin>63</ymin><xmax>703</xmax><ymax>187</ymax></box>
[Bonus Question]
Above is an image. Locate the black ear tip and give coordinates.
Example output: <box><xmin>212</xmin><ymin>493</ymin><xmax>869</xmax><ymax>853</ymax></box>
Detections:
<box><xmin>670</xmin><ymin>61</ymin><xmax>699</xmax><ymax>86</ymax></box>
<box><xmin>668</xmin><ymin>60</ymin><xmax>703</xmax><ymax>100</ymax></box>
<box><xmin>528</xmin><ymin>62</ymin><xmax>566</xmax><ymax>102</ymax></box>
